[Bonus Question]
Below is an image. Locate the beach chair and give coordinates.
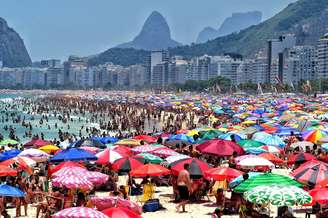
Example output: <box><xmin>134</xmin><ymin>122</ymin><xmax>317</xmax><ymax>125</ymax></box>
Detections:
<box><xmin>138</xmin><ymin>183</ymin><xmax>155</xmax><ymax>204</ymax></box>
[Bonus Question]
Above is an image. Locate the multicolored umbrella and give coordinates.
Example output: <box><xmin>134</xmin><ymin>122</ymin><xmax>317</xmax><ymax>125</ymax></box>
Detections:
<box><xmin>18</xmin><ymin>148</ymin><xmax>49</xmax><ymax>162</ymax></box>
<box><xmin>205</xmin><ymin>167</ymin><xmax>243</xmax><ymax>181</ymax></box>
<box><xmin>151</xmin><ymin>148</ymin><xmax>179</xmax><ymax>157</ymax></box>
<box><xmin>53</xmin><ymin>207</ymin><xmax>107</xmax><ymax>218</ymax></box>
<box><xmin>290</xmin><ymin>141</ymin><xmax>314</xmax><ymax>150</ymax></box>
<box><xmin>135</xmin><ymin>153</ymin><xmax>163</xmax><ymax>164</ymax></box>
<box><xmin>302</xmin><ymin>129</ymin><xmax>328</xmax><ymax>143</ymax></box>
<box><xmin>112</xmin><ymin>157</ymin><xmax>145</xmax><ymax>173</ymax></box>
<box><xmin>132</xmin><ymin>144</ymin><xmax>164</xmax><ymax>154</ymax></box>
<box><xmin>196</xmin><ymin>139</ymin><xmax>244</xmax><ymax>156</ymax></box>
<box><xmin>130</xmin><ymin>163</ymin><xmax>170</xmax><ymax>177</ymax></box>
<box><xmin>229</xmin><ymin>172</ymin><xmax>262</xmax><ymax>188</ymax></box>
<box><xmin>0</xmin><ymin>165</ymin><xmax>17</xmax><ymax>177</ymax></box>
<box><xmin>258</xmin><ymin>153</ymin><xmax>284</xmax><ymax>165</ymax></box>
<box><xmin>96</xmin><ymin>148</ymin><xmax>124</xmax><ymax>165</ymax></box>
<box><xmin>244</xmin><ymin>185</ymin><xmax>312</xmax><ymax>206</ymax></box>
<box><xmin>52</xmin><ymin>175</ymin><xmax>94</xmax><ymax>190</ymax></box>
<box><xmin>287</xmin><ymin>152</ymin><xmax>317</xmax><ymax>165</ymax></box>
<box><xmin>165</xmin><ymin>154</ymin><xmax>190</xmax><ymax>165</ymax></box>
<box><xmin>102</xmin><ymin>207</ymin><xmax>142</xmax><ymax>218</ymax></box>
<box><xmin>260</xmin><ymin>145</ymin><xmax>282</xmax><ymax>154</ymax></box>
<box><xmin>234</xmin><ymin>173</ymin><xmax>302</xmax><ymax>193</ymax></box>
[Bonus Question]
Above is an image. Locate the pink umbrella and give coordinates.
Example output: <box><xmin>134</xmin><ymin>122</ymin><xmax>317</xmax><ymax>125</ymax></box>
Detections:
<box><xmin>92</xmin><ymin>196</ymin><xmax>142</xmax><ymax>214</ymax></box>
<box><xmin>53</xmin><ymin>207</ymin><xmax>107</xmax><ymax>218</ymax></box>
<box><xmin>131</xmin><ymin>145</ymin><xmax>163</xmax><ymax>154</ymax></box>
<box><xmin>52</xmin><ymin>175</ymin><xmax>94</xmax><ymax>190</ymax></box>
<box><xmin>84</xmin><ymin>171</ymin><xmax>108</xmax><ymax>185</ymax></box>
<box><xmin>52</xmin><ymin>166</ymin><xmax>86</xmax><ymax>178</ymax></box>
<box><xmin>80</xmin><ymin>146</ymin><xmax>100</xmax><ymax>154</ymax></box>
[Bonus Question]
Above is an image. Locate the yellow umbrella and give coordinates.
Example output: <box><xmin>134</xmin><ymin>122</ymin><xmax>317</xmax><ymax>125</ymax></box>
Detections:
<box><xmin>186</xmin><ymin>129</ymin><xmax>199</xmax><ymax>137</ymax></box>
<box><xmin>39</xmin><ymin>145</ymin><xmax>59</xmax><ymax>154</ymax></box>
<box><xmin>115</xmin><ymin>139</ymin><xmax>141</xmax><ymax>147</ymax></box>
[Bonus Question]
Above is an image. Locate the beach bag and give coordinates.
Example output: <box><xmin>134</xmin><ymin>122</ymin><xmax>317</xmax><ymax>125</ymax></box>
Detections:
<box><xmin>143</xmin><ymin>199</ymin><xmax>160</xmax><ymax>212</ymax></box>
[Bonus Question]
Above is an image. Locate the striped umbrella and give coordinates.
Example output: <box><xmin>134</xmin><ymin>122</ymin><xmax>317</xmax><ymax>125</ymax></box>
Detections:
<box><xmin>52</xmin><ymin>175</ymin><xmax>93</xmax><ymax>190</ymax></box>
<box><xmin>151</xmin><ymin>148</ymin><xmax>179</xmax><ymax>157</ymax></box>
<box><xmin>165</xmin><ymin>155</ymin><xmax>190</xmax><ymax>165</ymax></box>
<box><xmin>131</xmin><ymin>144</ymin><xmax>164</xmax><ymax>154</ymax></box>
<box><xmin>234</xmin><ymin>173</ymin><xmax>302</xmax><ymax>193</ymax></box>
<box><xmin>260</xmin><ymin>145</ymin><xmax>282</xmax><ymax>154</ymax></box>
<box><xmin>244</xmin><ymin>185</ymin><xmax>312</xmax><ymax>206</ymax></box>
<box><xmin>290</xmin><ymin>141</ymin><xmax>314</xmax><ymax>150</ymax></box>
<box><xmin>259</xmin><ymin>153</ymin><xmax>284</xmax><ymax>165</ymax></box>
<box><xmin>102</xmin><ymin>207</ymin><xmax>142</xmax><ymax>218</ymax></box>
<box><xmin>302</xmin><ymin>129</ymin><xmax>328</xmax><ymax>143</ymax></box>
<box><xmin>171</xmin><ymin>158</ymin><xmax>210</xmax><ymax>179</ymax></box>
<box><xmin>291</xmin><ymin>161</ymin><xmax>328</xmax><ymax>186</ymax></box>
<box><xmin>135</xmin><ymin>153</ymin><xmax>163</xmax><ymax>164</ymax></box>
<box><xmin>95</xmin><ymin>148</ymin><xmax>124</xmax><ymax>165</ymax></box>
<box><xmin>53</xmin><ymin>207</ymin><xmax>107</xmax><ymax>218</ymax></box>
<box><xmin>112</xmin><ymin>157</ymin><xmax>145</xmax><ymax>173</ymax></box>
<box><xmin>288</xmin><ymin>152</ymin><xmax>317</xmax><ymax>165</ymax></box>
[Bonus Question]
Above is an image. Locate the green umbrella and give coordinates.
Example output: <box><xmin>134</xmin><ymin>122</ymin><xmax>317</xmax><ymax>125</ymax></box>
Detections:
<box><xmin>137</xmin><ymin>153</ymin><xmax>163</xmax><ymax>164</ymax></box>
<box><xmin>0</xmin><ymin>139</ymin><xmax>18</xmax><ymax>146</ymax></box>
<box><xmin>244</xmin><ymin>185</ymin><xmax>312</xmax><ymax>206</ymax></box>
<box><xmin>237</xmin><ymin>139</ymin><xmax>264</xmax><ymax>148</ymax></box>
<box><xmin>199</xmin><ymin>130</ymin><xmax>223</xmax><ymax>140</ymax></box>
<box><xmin>234</xmin><ymin>173</ymin><xmax>302</xmax><ymax>193</ymax></box>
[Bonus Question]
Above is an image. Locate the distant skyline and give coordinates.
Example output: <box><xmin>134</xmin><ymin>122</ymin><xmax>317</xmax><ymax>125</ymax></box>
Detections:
<box><xmin>0</xmin><ymin>0</ymin><xmax>296</xmax><ymax>61</ymax></box>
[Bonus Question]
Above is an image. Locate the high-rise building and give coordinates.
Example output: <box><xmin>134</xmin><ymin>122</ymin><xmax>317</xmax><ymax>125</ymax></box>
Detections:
<box><xmin>40</xmin><ymin>59</ymin><xmax>61</xmax><ymax>68</ymax></box>
<box><xmin>46</xmin><ymin>67</ymin><xmax>64</xmax><ymax>87</ymax></box>
<box><xmin>316</xmin><ymin>34</ymin><xmax>328</xmax><ymax>79</ymax></box>
<box><xmin>267</xmin><ymin>34</ymin><xmax>296</xmax><ymax>83</ymax></box>
<box><xmin>64</xmin><ymin>56</ymin><xmax>88</xmax><ymax>85</ymax></box>
<box><xmin>147</xmin><ymin>50</ymin><xmax>169</xmax><ymax>85</ymax></box>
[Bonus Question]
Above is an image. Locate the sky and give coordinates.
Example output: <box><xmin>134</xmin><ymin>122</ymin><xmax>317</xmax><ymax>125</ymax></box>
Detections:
<box><xmin>0</xmin><ymin>0</ymin><xmax>296</xmax><ymax>61</ymax></box>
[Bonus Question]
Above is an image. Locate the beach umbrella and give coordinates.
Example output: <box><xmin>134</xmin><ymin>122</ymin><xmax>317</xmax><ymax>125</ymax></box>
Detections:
<box><xmin>260</xmin><ymin>145</ymin><xmax>282</xmax><ymax>154</ymax></box>
<box><xmin>259</xmin><ymin>153</ymin><xmax>284</xmax><ymax>165</ymax></box>
<box><xmin>52</xmin><ymin>174</ymin><xmax>94</xmax><ymax>190</ymax></box>
<box><xmin>237</xmin><ymin>140</ymin><xmax>264</xmax><ymax>148</ymax></box>
<box><xmin>234</xmin><ymin>173</ymin><xmax>302</xmax><ymax>193</ymax></box>
<box><xmin>252</xmin><ymin>132</ymin><xmax>271</xmax><ymax>142</ymax></box>
<box><xmin>96</xmin><ymin>148</ymin><xmax>124</xmax><ymax>165</ymax></box>
<box><xmin>0</xmin><ymin>165</ymin><xmax>17</xmax><ymax>176</ymax></box>
<box><xmin>50</xmin><ymin>148</ymin><xmax>98</xmax><ymax>162</ymax></box>
<box><xmin>109</xmin><ymin>146</ymin><xmax>132</xmax><ymax>156</ymax></box>
<box><xmin>165</xmin><ymin>154</ymin><xmax>190</xmax><ymax>165</ymax></box>
<box><xmin>59</xmin><ymin>140</ymin><xmax>70</xmax><ymax>149</ymax></box>
<box><xmin>244</xmin><ymin>147</ymin><xmax>266</xmax><ymax>155</ymax></box>
<box><xmin>0</xmin><ymin>149</ymin><xmax>21</xmax><ymax>161</ymax></box>
<box><xmin>151</xmin><ymin>147</ymin><xmax>179</xmax><ymax>157</ymax></box>
<box><xmin>131</xmin><ymin>144</ymin><xmax>164</xmax><ymax>154</ymax></box>
<box><xmin>135</xmin><ymin>153</ymin><xmax>163</xmax><ymax>164</ymax></box>
<box><xmin>229</xmin><ymin>172</ymin><xmax>262</xmax><ymax>188</ymax></box>
<box><xmin>291</xmin><ymin>161</ymin><xmax>328</xmax><ymax>186</ymax></box>
<box><xmin>219</xmin><ymin>132</ymin><xmax>247</xmax><ymax>141</ymax></box>
<box><xmin>92</xmin><ymin>196</ymin><xmax>141</xmax><ymax>214</ymax></box>
<box><xmin>205</xmin><ymin>167</ymin><xmax>243</xmax><ymax>181</ymax></box>
<box><xmin>302</xmin><ymin>129</ymin><xmax>328</xmax><ymax>143</ymax></box>
<box><xmin>84</xmin><ymin>171</ymin><xmax>109</xmax><ymax>185</ymax></box>
<box><xmin>0</xmin><ymin>184</ymin><xmax>25</xmax><ymax>197</ymax></box>
<box><xmin>199</xmin><ymin>130</ymin><xmax>223</xmax><ymax>140</ymax></box>
<box><xmin>102</xmin><ymin>207</ymin><xmax>142</xmax><ymax>218</ymax></box>
<box><xmin>39</xmin><ymin>145</ymin><xmax>60</xmax><ymax>154</ymax></box>
<box><xmin>237</xmin><ymin>156</ymin><xmax>274</xmax><ymax>168</ymax></box>
<box><xmin>309</xmin><ymin>188</ymin><xmax>328</xmax><ymax>205</ymax></box>
<box><xmin>91</xmin><ymin>136</ymin><xmax>119</xmax><ymax>144</ymax></box>
<box><xmin>24</xmin><ymin>138</ymin><xmax>51</xmax><ymax>148</ymax></box>
<box><xmin>196</xmin><ymin>139</ymin><xmax>244</xmax><ymax>156</ymax></box>
<box><xmin>171</xmin><ymin>158</ymin><xmax>210</xmax><ymax>179</ymax></box>
<box><xmin>259</xmin><ymin>135</ymin><xmax>285</xmax><ymax>148</ymax></box>
<box><xmin>49</xmin><ymin>161</ymin><xmax>85</xmax><ymax>175</ymax></box>
<box><xmin>133</xmin><ymin>135</ymin><xmax>157</xmax><ymax>144</ymax></box>
<box><xmin>80</xmin><ymin>146</ymin><xmax>100</xmax><ymax>154</ymax></box>
<box><xmin>73</xmin><ymin>138</ymin><xmax>106</xmax><ymax>149</ymax></box>
<box><xmin>112</xmin><ymin>157</ymin><xmax>145</xmax><ymax>173</ymax></box>
<box><xmin>287</xmin><ymin>152</ymin><xmax>316</xmax><ymax>165</ymax></box>
<box><xmin>115</xmin><ymin>139</ymin><xmax>142</xmax><ymax>147</ymax></box>
<box><xmin>53</xmin><ymin>207</ymin><xmax>107</xmax><ymax>218</ymax></box>
<box><xmin>52</xmin><ymin>166</ymin><xmax>86</xmax><ymax>177</ymax></box>
<box><xmin>167</xmin><ymin>134</ymin><xmax>194</xmax><ymax>143</ymax></box>
<box><xmin>290</xmin><ymin>141</ymin><xmax>314</xmax><ymax>150</ymax></box>
<box><xmin>130</xmin><ymin>163</ymin><xmax>170</xmax><ymax>177</ymax></box>
<box><xmin>244</xmin><ymin>185</ymin><xmax>312</xmax><ymax>206</ymax></box>
<box><xmin>1</xmin><ymin>156</ymin><xmax>36</xmax><ymax>172</ymax></box>
<box><xmin>18</xmin><ymin>148</ymin><xmax>49</xmax><ymax>162</ymax></box>
<box><xmin>0</xmin><ymin>139</ymin><xmax>18</xmax><ymax>146</ymax></box>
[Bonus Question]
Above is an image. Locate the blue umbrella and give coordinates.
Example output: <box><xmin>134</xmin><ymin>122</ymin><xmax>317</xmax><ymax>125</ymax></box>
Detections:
<box><xmin>245</xmin><ymin>147</ymin><xmax>266</xmax><ymax>155</ymax></box>
<box><xmin>229</xmin><ymin>172</ymin><xmax>263</xmax><ymax>188</ymax></box>
<box><xmin>168</xmin><ymin>134</ymin><xmax>194</xmax><ymax>143</ymax></box>
<box><xmin>0</xmin><ymin>149</ymin><xmax>21</xmax><ymax>161</ymax></box>
<box><xmin>50</xmin><ymin>148</ymin><xmax>98</xmax><ymax>162</ymax></box>
<box><xmin>91</xmin><ymin>136</ymin><xmax>119</xmax><ymax>144</ymax></box>
<box><xmin>0</xmin><ymin>184</ymin><xmax>25</xmax><ymax>197</ymax></box>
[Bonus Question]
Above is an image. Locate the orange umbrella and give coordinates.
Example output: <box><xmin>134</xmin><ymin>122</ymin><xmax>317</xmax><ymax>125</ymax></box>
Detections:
<box><xmin>130</xmin><ymin>163</ymin><xmax>170</xmax><ymax>177</ymax></box>
<box><xmin>0</xmin><ymin>165</ymin><xmax>17</xmax><ymax>177</ymax></box>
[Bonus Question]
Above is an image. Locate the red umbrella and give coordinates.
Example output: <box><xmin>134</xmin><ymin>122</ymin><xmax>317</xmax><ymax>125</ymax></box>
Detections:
<box><xmin>111</xmin><ymin>146</ymin><xmax>132</xmax><ymax>156</ymax></box>
<box><xmin>290</xmin><ymin>160</ymin><xmax>328</xmax><ymax>186</ymax></box>
<box><xmin>259</xmin><ymin>153</ymin><xmax>284</xmax><ymax>165</ymax></box>
<box><xmin>112</xmin><ymin>157</ymin><xmax>145</xmax><ymax>173</ymax></box>
<box><xmin>133</xmin><ymin>135</ymin><xmax>157</xmax><ymax>144</ymax></box>
<box><xmin>205</xmin><ymin>167</ymin><xmax>243</xmax><ymax>181</ymax></box>
<box><xmin>130</xmin><ymin>164</ymin><xmax>170</xmax><ymax>177</ymax></box>
<box><xmin>96</xmin><ymin>148</ymin><xmax>125</xmax><ymax>165</ymax></box>
<box><xmin>196</xmin><ymin>139</ymin><xmax>244</xmax><ymax>156</ymax></box>
<box><xmin>287</xmin><ymin>152</ymin><xmax>317</xmax><ymax>165</ymax></box>
<box><xmin>309</xmin><ymin>188</ymin><xmax>328</xmax><ymax>205</ymax></box>
<box><xmin>171</xmin><ymin>158</ymin><xmax>210</xmax><ymax>179</ymax></box>
<box><xmin>24</xmin><ymin>139</ymin><xmax>52</xmax><ymax>148</ymax></box>
<box><xmin>102</xmin><ymin>207</ymin><xmax>142</xmax><ymax>218</ymax></box>
<box><xmin>0</xmin><ymin>165</ymin><xmax>17</xmax><ymax>176</ymax></box>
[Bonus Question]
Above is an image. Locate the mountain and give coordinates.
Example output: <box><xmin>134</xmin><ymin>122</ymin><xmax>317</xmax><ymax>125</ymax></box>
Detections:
<box><xmin>196</xmin><ymin>11</ymin><xmax>262</xmax><ymax>43</ymax></box>
<box><xmin>0</xmin><ymin>17</ymin><xmax>31</xmax><ymax>67</ymax></box>
<box><xmin>116</xmin><ymin>11</ymin><xmax>182</xmax><ymax>50</ymax></box>
<box><xmin>90</xmin><ymin>0</ymin><xmax>328</xmax><ymax>66</ymax></box>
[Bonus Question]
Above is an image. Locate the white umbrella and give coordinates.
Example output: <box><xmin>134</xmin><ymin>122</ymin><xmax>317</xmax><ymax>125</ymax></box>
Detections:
<box><xmin>237</xmin><ymin>156</ymin><xmax>274</xmax><ymax>168</ymax></box>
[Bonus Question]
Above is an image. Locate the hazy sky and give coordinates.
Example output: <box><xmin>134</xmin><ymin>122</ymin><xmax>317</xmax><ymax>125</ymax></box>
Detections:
<box><xmin>0</xmin><ymin>0</ymin><xmax>296</xmax><ymax>61</ymax></box>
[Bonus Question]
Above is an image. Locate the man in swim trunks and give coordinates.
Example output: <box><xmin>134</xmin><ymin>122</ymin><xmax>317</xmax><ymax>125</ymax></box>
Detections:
<box><xmin>176</xmin><ymin>163</ymin><xmax>191</xmax><ymax>213</ymax></box>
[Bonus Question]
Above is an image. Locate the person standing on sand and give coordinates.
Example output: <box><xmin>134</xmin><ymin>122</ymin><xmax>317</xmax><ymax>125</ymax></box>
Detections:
<box><xmin>176</xmin><ymin>163</ymin><xmax>191</xmax><ymax>213</ymax></box>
